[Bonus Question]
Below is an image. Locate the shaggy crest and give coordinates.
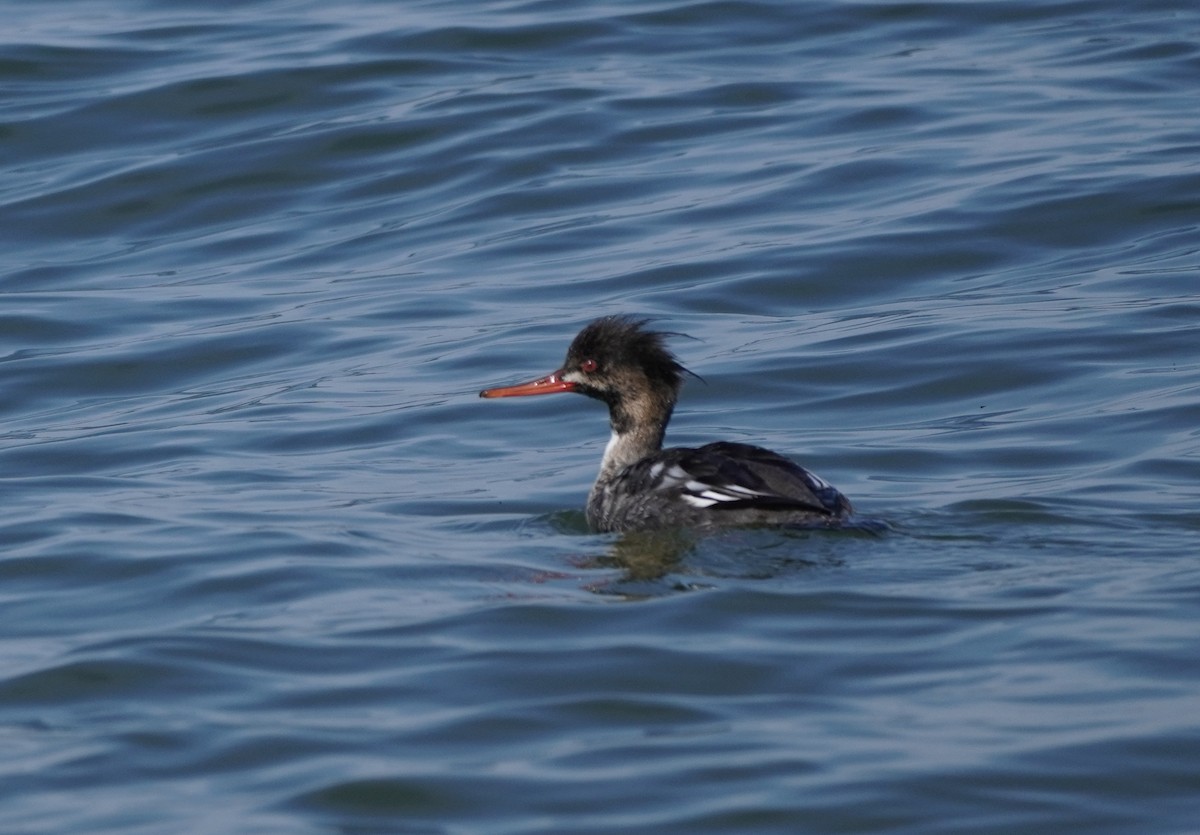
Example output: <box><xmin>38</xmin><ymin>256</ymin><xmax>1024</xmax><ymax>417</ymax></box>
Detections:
<box><xmin>564</xmin><ymin>315</ymin><xmax>691</xmax><ymax>390</ymax></box>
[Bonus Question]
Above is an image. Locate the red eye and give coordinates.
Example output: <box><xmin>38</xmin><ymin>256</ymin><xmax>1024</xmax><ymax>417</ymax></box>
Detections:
<box><xmin>580</xmin><ymin>358</ymin><xmax>598</xmax><ymax>373</ymax></box>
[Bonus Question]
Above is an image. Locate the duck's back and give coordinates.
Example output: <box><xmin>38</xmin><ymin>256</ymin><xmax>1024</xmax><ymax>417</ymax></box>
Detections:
<box><xmin>587</xmin><ymin>441</ymin><xmax>852</xmax><ymax>533</ymax></box>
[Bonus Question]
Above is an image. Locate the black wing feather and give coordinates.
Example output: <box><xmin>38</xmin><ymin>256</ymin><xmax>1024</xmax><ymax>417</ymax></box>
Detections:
<box><xmin>619</xmin><ymin>441</ymin><xmax>850</xmax><ymax>518</ymax></box>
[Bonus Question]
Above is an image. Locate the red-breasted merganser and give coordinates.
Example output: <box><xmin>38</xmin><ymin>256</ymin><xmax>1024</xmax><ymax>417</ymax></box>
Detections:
<box><xmin>480</xmin><ymin>315</ymin><xmax>853</xmax><ymax>533</ymax></box>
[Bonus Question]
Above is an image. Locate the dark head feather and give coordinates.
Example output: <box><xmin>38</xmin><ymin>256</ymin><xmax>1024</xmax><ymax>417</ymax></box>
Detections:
<box><xmin>564</xmin><ymin>316</ymin><xmax>690</xmax><ymax>391</ymax></box>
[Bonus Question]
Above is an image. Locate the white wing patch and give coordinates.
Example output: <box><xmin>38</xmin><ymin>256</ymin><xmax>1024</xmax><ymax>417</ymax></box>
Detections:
<box><xmin>664</xmin><ymin>465</ymin><xmax>689</xmax><ymax>482</ymax></box>
<box><xmin>679</xmin><ymin>481</ymin><xmax>773</xmax><ymax>508</ymax></box>
<box><xmin>804</xmin><ymin>471</ymin><xmax>833</xmax><ymax>492</ymax></box>
<box><xmin>653</xmin><ymin>462</ymin><xmax>774</xmax><ymax>509</ymax></box>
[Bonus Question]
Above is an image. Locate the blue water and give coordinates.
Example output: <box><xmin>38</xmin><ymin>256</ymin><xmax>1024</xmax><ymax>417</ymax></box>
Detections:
<box><xmin>3</xmin><ymin>0</ymin><xmax>1199</xmax><ymax>832</ymax></box>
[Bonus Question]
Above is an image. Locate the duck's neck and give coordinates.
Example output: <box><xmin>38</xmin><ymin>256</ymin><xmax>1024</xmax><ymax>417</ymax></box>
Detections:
<box><xmin>596</xmin><ymin>390</ymin><xmax>676</xmax><ymax>483</ymax></box>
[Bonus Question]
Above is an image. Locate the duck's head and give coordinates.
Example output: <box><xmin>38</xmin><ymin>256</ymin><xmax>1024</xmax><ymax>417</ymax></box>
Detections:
<box><xmin>480</xmin><ymin>316</ymin><xmax>690</xmax><ymax>435</ymax></box>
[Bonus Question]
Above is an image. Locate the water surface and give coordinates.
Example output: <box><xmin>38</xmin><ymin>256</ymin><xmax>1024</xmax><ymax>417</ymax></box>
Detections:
<box><xmin>2</xmin><ymin>1</ymin><xmax>1199</xmax><ymax>832</ymax></box>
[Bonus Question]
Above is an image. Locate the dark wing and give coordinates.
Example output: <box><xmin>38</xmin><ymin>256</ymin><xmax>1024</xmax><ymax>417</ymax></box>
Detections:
<box><xmin>698</xmin><ymin>442</ymin><xmax>851</xmax><ymax>516</ymax></box>
<box><xmin>619</xmin><ymin>441</ymin><xmax>851</xmax><ymax>518</ymax></box>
